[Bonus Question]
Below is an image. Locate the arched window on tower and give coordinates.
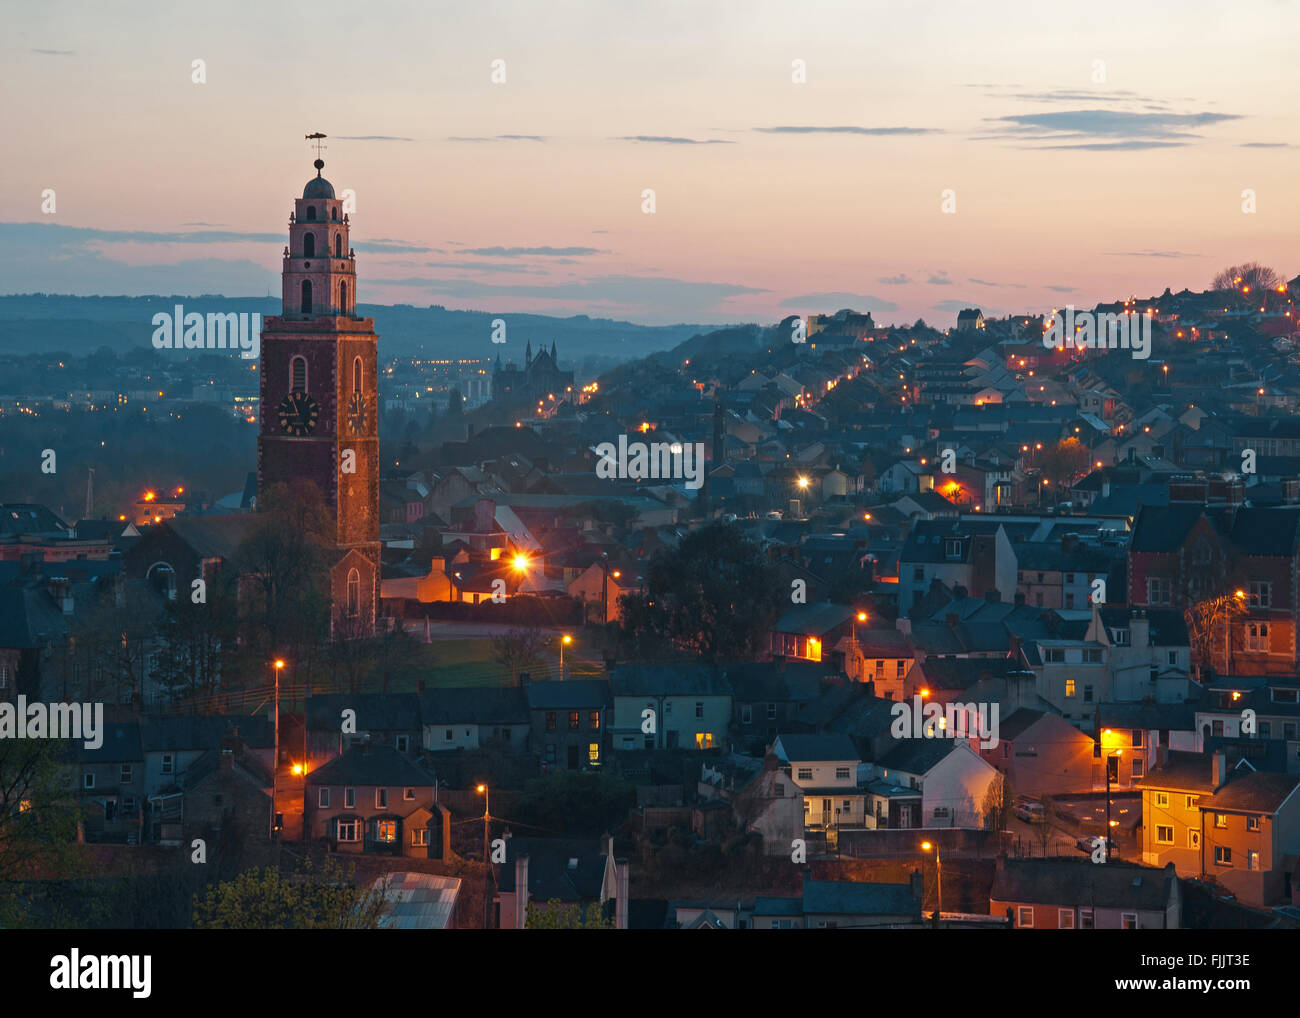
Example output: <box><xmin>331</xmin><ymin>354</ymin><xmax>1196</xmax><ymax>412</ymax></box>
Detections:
<box><xmin>346</xmin><ymin>568</ymin><xmax>361</xmax><ymax>617</ymax></box>
<box><xmin>331</xmin><ymin>206</ymin><xmax>339</xmax><ymax>221</ymax></box>
<box><xmin>353</xmin><ymin>355</ymin><xmax>362</xmax><ymax>393</ymax></box>
<box><xmin>291</xmin><ymin>355</ymin><xmax>307</xmax><ymax>393</ymax></box>
<box><xmin>340</xmin><ymin>282</ymin><xmax>348</xmax><ymax>314</ymax></box>
<box><xmin>303</xmin><ymin>232</ymin><xmax>315</xmax><ymax>258</ymax></box>
<box><xmin>306</xmin><ymin>206</ymin><xmax>317</xmax><ymax>221</ymax></box>
<box><xmin>301</xmin><ymin>280</ymin><xmax>312</xmax><ymax>315</ymax></box>
<box><xmin>334</xmin><ymin>234</ymin><xmax>342</xmax><ymax>258</ymax></box>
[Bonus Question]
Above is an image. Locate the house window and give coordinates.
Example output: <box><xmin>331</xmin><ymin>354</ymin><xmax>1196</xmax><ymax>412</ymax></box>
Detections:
<box><xmin>589</xmin><ymin>743</ymin><xmax>600</xmax><ymax>763</ymax></box>
<box><xmin>895</xmin><ymin>660</ymin><xmax>906</xmax><ymax>677</ymax></box>
<box><xmin>797</xmin><ymin>768</ymin><xmax>813</xmax><ymax>781</ymax></box>
<box><xmin>1111</xmin><ymin>628</ymin><xmax>1129</xmax><ymax>646</ymax></box>
<box><xmin>695</xmin><ymin>733</ymin><xmax>714</xmax><ymax>749</ymax></box>
<box><xmin>1058</xmin><ymin>909</ymin><xmax>1074</xmax><ymax>930</ymax></box>
<box><xmin>1131</xmin><ymin>730</ymin><xmax>1143</xmax><ymax>748</ymax></box>
<box><xmin>161</xmin><ymin>753</ymin><xmax>174</xmax><ymax>775</ymax></box>
<box><xmin>1130</xmin><ymin>758</ymin><xmax>1143</xmax><ymax>778</ymax></box>
<box><xmin>395</xmin><ymin>735</ymin><xmax>409</xmax><ymax>753</ymax></box>
<box><xmin>1214</xmin><ymin>813</ymin><xmax>1228</xmax><ymax>829</ymax></box>
<box><xmin>445</xmin><ymin>728</ymin><xmax>454</xmax><ymax>742</ymax></box>
<box><xmin>1045</xmin><ymin>649</ymin><xmax>1065</xmax><ymax>663</ymax></box>
<box><xmin>835</xmin><ymin>767</ymin><xmax>851</xmax><ymax>781</ymax></box>
<box><xmin>319</xmin><ymin>788</ymin><xmax>330</xmax><ymax>809</ymax></box>
<box><xmin>1017</xmin><ymin>907</ymin><xmax>1033</xmax><ymax>928</ymax></box>
<box><xmin>1212</xmin><ymin>720</ymin><xmax>1224</xmax><ymax>737</ymax></box>
<box><xmin>589</xmin><ymin>711</ymin><xmax>601</xmax><ymax>730</ymax></box>
<box><xmin>1167</xmin><ymin>651</ymin><xmax>1177</xmax><ymax>666</ymax></box>
<box><xmin>568</xmin><ymin>712</ymin><xmax>580</xmax><ymax>730</ymax></box>
<box><xmin>1121</xmin><ymin>914</ymin><xmax>1138</xmax><ymax>930</ymax></box>
<box><xmin>741</xmin><ymin>705</ymin><xmax>753</xmax><ymax>725</ymax></box>
<box><xmin>1155</xmin><ymin>792</ymin><xmax>1169</xmax><ymax>808</ymax></box>
<box><xmin>1184</xmin><ymin>795</ymin><xmax>1197</xmax><ymax>810</ymax></box>
<box><xmin>1083</xmin><ymin>685</ymin><xmax>1093</xmax><ymax>704</ymax></box>
<box><xmin>913</xmin><ymin>567</ymin><xmax>924</xmax><ymax>582</ymax></box>
<box><xmin>1080</xmin><ymin>909</ymin><xmax>1094</xmax><ymax>930</ymax></box>
<box><xmin>1065</xmin><ymin>679</ymin><xmax>1076</xmax><ymax>698</ymax></box>
<box><xmin>344</xmin><ymin>788</ymin><xmax>355</xmax><ymax>809</ymax></box>
<box><xmin>546</xmin><ymin>744</ymin><xmax>556</xmax><ymax>762</ymax></box>
<box><xmin>1248</xmin><ymin>581</ymin><xmax>1271</xmax><ymax>608</ymax></box>
<box><xmin>374</xmin><ymin>819</ymin><xmax>396</xmax><ymax>843</ymax></box>
<box><xmin>695</xmin><ymin>702</ymin><xmax>704</xmax><ymax>719</ymax></box>
<box><xmin>376</xmin><ymin>789</ymin><xmax>388</xmax><ymax>809</ymax></box>
<box><xmin>1146</xmin><ymin>578</ymin><xmax>1172</xmax><ymax>606</ymax></box>
<box><xmin>337</xmin><ymin>820</ymin><xmax>358</xmax><ymax>842</ymax></box>
<box><xmin>766</xmin><ymin>703</ymin><xmax>777</xmax><ymax>721</ymax></box>
<box><xmin>1246</xmin><ymin>815</ymin><xmax>1260</xmax><ymax>832</ymax></box>
<box><xmin>1083</xmin><ymin>649</ymin><xmax>1102</xmax><ymax>664</ymax></box>
<box><xmin>1245</xmin><ymin>623</ymin><xmax>1270</xmax><ymax>653</ymax></box>
<box><xmin>120</xmin><ymin>764</ymin><xmax>133</xmax><ymax>784</ymax></box>
<box><xmin>1064</xmin><ymin>593</ymin><xmax>1075</xmax><ymax>609</ymax></box>
<box><xmin>545</xmin><ymin>712</ymin><xmax>556</xmax><ymax>731</ymax></box>
<box><xmin>404</xmin><ymin>787</ymin><xmax>415</xmax><ymax>801</ymax></box>
<box><xmin>1156</xmin><ymin>825</ymin><xmax>1174</xmax><ymax>844</ymax></box>
<box><xmin>411</xmin><ymin>828</ymin><xmax>428</xmax><ymax>847</ymax></box>
<box><xmin>83</xmin><ymin>773</ymin><xmax>94</xmax><ymax>790</ymax></box>
<box><xmin>1214</xmin><ymin>846</ymin><xmax>1232</xmax><ymax>866</ymax></box>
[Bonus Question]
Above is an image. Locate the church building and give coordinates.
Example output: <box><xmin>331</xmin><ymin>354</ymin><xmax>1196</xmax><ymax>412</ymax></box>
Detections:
<box><xmin>492</xmin><ymin>340</ymin><xmax>575</xmax><ymax>406</ymax></box>
<box><xmin>257</xmin><ymin>152</ymin><xmax>381</xmax><ymax>637</ymax></box>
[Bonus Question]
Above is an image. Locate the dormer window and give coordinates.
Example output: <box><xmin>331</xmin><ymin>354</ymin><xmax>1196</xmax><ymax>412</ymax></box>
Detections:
<box><xmin>944</xmin><ymin>538</ymin><xmax>962</xmax><ymax>560</ymax></box>
<box><xmin>1111</xmin><ymin>628</ymin><xmax>1129</xmax><ymax>646</ymax></box>
<box><xmin>1271</xmin><ymin>687</ymin><xmax>1298</xmax><ymax>704</ymax></box>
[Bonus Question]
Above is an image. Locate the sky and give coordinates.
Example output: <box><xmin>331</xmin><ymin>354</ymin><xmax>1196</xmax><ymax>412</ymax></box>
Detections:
<box><xmin>3</xmin><ymin>0</ymin><xmax>1299</xmax><ymax>326</ymax></box>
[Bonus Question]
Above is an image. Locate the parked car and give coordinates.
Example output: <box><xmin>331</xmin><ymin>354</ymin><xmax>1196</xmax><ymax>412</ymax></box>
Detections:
<box><xmin>765</xmin><ymin>510</ymin><xmax>783</xmax><ymax>520</ymax></box>
<box><xmin>721</xmin><ymin>513</ymin><xmax>738</xmax><ymax>523</ymax></box>
<box><xmin>1076</xmin><ymin>835</ymin><xmax>1114</xmax><ymax>856</ymax></box>
<box><xmin>1016</xmin><ymin>802</ymin><xmax>1045</xmax><ymax>824</ymax></box>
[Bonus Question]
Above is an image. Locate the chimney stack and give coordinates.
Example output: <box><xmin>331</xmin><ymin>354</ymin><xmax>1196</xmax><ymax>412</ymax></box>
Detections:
<box><xmin>514</xmin><ymin>853</ymin><xmax>530</xmax><ymax>929</ymax></box>
<box><xmin>1212</xmin><ymin>749</ymin><xmax>1227</xmax><ymax>790</ymax></box>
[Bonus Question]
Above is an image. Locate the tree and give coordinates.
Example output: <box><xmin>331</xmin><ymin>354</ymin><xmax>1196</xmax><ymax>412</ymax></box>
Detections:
<box><xmin>618</xmin><ymin>523</ymin><xmax>781</xmax><ymax>662</ymax></box>
<box><xmin>192</xmin><ymin>858</ymin><xmax>390</xmax><ymax>929</ymax></box>
<box><xmin>1037</xmin><ymin>437</ymin><xmax>1092</xmax><ymax>489</ymax></box>
<box><xmin>1211</xmin><ymin>263</ymin><xmax>1282</xmax><ymax>296</ymax></box>
<box><xmin>1033</xmin><ymin>795</ymin><xmax>1058</xmax><ymax>858</ymax></box>
<box><xmin>447</xmin><ymin>389</ymin><xmax>464</xmax><ymax>415</ymax></box>
<box><xmin>1186</xmin><ymin>589</ymin><xmax>1248</xmax><ymax>675</ymax></box>
<box><xmin>514</xmin><ymin>771</ymin><xmax>635</xmax><ymax>838</ymax></box>
<box><xmin>524</xmin><ymin>899</ymin><xmax>614</xmax><ymax>929</ymax></box>
<box><xmin>490</xmin><ymin>627</ymin><xmax>546</xmax><ymax>684</ymax></box>
<box><xmin>981</xmin><ymin>771</ymin><xmax>1016</xmax><ymax>835</ymax></box>
<box><xmin>0</xmin><ymin>738</ymin><xmax>82</xmax><ymax>927</ymax></box>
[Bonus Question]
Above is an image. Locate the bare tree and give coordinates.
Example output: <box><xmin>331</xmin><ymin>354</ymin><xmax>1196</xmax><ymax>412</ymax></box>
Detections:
<box><xmin>1211</xmin><ymin>263</ymin><xmax>1283</xmax><ymax>296</ymax></box>
<box><xmin>1186</xmin><ymin>590</ymin><xmax>1248</xmax><ymax>675</ymax></box>
<box><xmin>490</xmin><ymin>627</ymin><xmax>546</xmax><ymax>684</ymax></box>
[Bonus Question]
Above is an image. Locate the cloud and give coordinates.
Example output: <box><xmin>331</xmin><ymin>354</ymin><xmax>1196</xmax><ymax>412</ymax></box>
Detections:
<box><xmin>968</xmin><ymin>277</ymin><xmax>1026</xmax><ymax>288</ymax></box>
<box><xmin>1239</xmin><ymin>141</ymin><xmax>1293</xmax><ymax>149</ymax></box>
<box><xmin>1045</xmin><ymin>285</ymin><xmax>1075</xmax><ymax>293</ymax></box>
<box><xmin>780</xmin><ymin>292</ymin><xmax>899</xmax><ymax>312</ymax></box>
<box><xmin>422</xmin><ymin>261</ymin><xmax>544</xmax><ymax>274</ymax></box>
<box><xmin>615</xmin><ymin>136</ymin><xmax>734</xmax><ymax>144</ymax></box>
<box><xmin>878</xmin><ymin>274</ymin><xmax>912</xmax><ymax>285</ymax></box>
<box><xmin>350</xmin><ymin>239</ymin><xmax>435</xmax><ymax>254</ymax></box>
<box><xmin>462</xmin><ymin>246</ymin><xmax>600</xmax><ymax>257</ymax></box>
<box><xmin>336</xmin><ymin>135</ymin><xmax>415</xmax><ymax>142</ymax></box>
<box><xmin>932</xmin><ymin>299</ymin><xmax>992</xmax><ymax>314</ymax></box>
<box><xmin>927</xmin><ymin>272</ymin><xmax>952</xmax><ymax>285</ymax></box>
<box><xmin>0</xmin><ymin>221</ymin><xmax>282</xmax><ymax>247</ymax></box>
<box><xmin>448</xmin><ymin>135</ymin><xmax>548</xmax><ymax>142</ymax></box>
<box><xmin>980</xmin><ymin>109</ymin><xmax>1241</xmax><ymax>148</ymax></box>
<box><xmin>31</xmin><ymin>48</ymin><xmax>75</xmax><ymax>56</ymax></box>
<box><xmin>755</xmin><ymin>126</ymin><xmax>939</xmax><ymax>136</ymax></box>
<box><xmin>1106</xmin><ymin>250</ymin><xmax>1201</xmax><ymax>259</ymax></box>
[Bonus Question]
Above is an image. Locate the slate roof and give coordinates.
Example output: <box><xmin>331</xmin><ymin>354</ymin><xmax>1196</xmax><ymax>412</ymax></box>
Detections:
<box><xmin>305</xmin><ymin>693</ymin><xmax>421</xmax><ymax>732</ymax></box>
<box><xmin>1229</xmin><ymin>507</ymin><xmax>1300</xmax><ymax>556</ymax></box>
<box><xmin>70</xmin><ymin>721</ymin><xmax>142</xmax><ymax>764</ymax></box>
<box><xmin>141</xmin><ymin>715</ymin><xmax>274</xmax><ymax>751</ymax></box>
<box><xmin>773</xmin><ymin>602</ymin><xmax>854</xmax><ymax>636</ymax></box>
<box><xmin>1200</xmin><ymin>771</ymin><xmax>1300</xmax><ymax>814</ymax></box>
<box><xmin>1134</xmin><ymin>751</ymin><xmax>1216</xmax><ymax>793</ymax></box>
<box><xmin>523</xmin><ymin>678</ymin><xmax>611</xmax><ymax>710</ymax></box>
<box><xmin>306</xmin><ymin>745</ymin><xmax>436</xmax><ymax>787</ymax></box>
<box><xmin>1129</xmin><ymin>504</ymin><xmax>1206</xmax><ymax>553</ymax></box>
<box><xmin>419</xmin><ymin>686</ymin><xmax>529</xmax><ymax>725</ymax></box>
<box><xmin>495</xmin><ymin>836</ymin><xmax>608</xmax><ymax>901</ymax></box>
<box><xmin>161</xmin><ymin>514</ymin><xmax>260</xmax><ymax>560</ymax></box>
<box><xmin>774</xmin><ymin>733</ymin><xmax>860</xmax><ymax>763</ymax></box>
<box><xmin>802</xmin><ymin>879</ymin><xmax>918</xmax><ymax>917</ymax></box>
<box><xmin>876</xmin><ymin>737</ymin><xmax>964</xmax><ymax>775</ymax></box>
<box><xmin>610</xmin><ymin>664</ymin><xmax>732</xmax><ymax>698</ymax></box>
<box><xmin>991</xmin><ymin>859</ymin><xmax>1175</xmax><ymax>910</ymax></box>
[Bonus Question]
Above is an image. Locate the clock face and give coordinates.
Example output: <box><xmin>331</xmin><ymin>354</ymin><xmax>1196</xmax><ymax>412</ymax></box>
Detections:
<box><xmin>277</xmin><ymin>391</ymin><xmax>319</xmax><ymax>436</ymax></box>
<box><xmin>347</xmin><ymin>391</ymin><xmax>367</xmax><ymax>435</ymax></box>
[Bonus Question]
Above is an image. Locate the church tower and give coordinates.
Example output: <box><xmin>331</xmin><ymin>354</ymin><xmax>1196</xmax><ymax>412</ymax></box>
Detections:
<box><xmin>258</xmin><ymin>147</ymin><xmax>381</xmax><ymax>637</ymax></box>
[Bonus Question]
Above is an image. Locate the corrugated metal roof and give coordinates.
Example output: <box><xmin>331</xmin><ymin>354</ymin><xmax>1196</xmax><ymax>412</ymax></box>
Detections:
<box><xmin>373</xmin><ymin>871</ymin><xmax>462</xmax><ymax>930</ymax></box>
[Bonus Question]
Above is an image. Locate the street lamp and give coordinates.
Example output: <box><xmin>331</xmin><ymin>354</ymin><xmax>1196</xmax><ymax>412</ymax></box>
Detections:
<box><xmin>853</xmin><ymin>611</ymin><xmax>867</xmax><ymax>679</ymax></box>
<box><xmin>271</xmin><ymin>658</ymin><xmax>286</xmax><ymax>838</ymax></box>
<box><xmin>560</xmin><ymin>634</ymin><xmax>572</xmax><ymax>677</ymax></box>
<box><xmin>1097</xmin><ymin>731</ymin><xmax>1124</xmax><ymax>862</ymax></box>
<box><xmin>921</xmin><ymin>841</ymin><xmax>941</xmax><ymax>927</ymax></box>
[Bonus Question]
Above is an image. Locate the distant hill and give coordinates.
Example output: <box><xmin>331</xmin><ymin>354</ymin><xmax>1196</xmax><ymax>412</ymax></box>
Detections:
<box><xmin>0</xmin><ymin>294</ymin><xmax>735</xmax><ymax>363</ymax></box>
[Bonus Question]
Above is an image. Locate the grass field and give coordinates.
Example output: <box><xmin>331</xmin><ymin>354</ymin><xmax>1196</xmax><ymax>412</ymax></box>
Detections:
<box><xmin>388</xmin><ymin>639</ymin><xmax>605</xmax><ymax>692</ymax></box>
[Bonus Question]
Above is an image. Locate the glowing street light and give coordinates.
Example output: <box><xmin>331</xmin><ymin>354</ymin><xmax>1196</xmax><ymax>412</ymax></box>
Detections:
<box><xmin>921</xmin><ymin>841</ymin><xmax>942</xmax><ymax>924</ymax></box>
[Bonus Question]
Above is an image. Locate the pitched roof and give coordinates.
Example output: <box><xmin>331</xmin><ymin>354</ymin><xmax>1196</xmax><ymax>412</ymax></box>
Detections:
<box><xmin>305</xmin><ymin>693</ymin><xmax>421</xmax><ymax>732</ymax></box>
<box><xmin>991</xmin><ymin>859</ymin><xmax>1175</xmax><ymax>910</ymax></box>
<box><xmin>418</xmin><ymin>685</ymin><xmax>529</xmax><ymax>725</ymax></box>
<box><xmin>523</xmin><ymin>678</ymin><xmax>611</xmax><ymax>710</ymax></box>
<box><xmin>306</xmin><ymin>745</ymin><xmax>436</xmax><ymax>787</ymax></box>
<box><xmin>802</xmin><ymin>879</ymin><xmax>918</xmax><ymax>917</ymax></box>
<box><xmin>610</xmin><ymin>664</ymin><xmax>732</xmax><ymax>698</ymax></box>
<box><xmin>1201</xmin><ymin>771</ymin><xmax>1300</xmax><ymax>814</ymax></box>
<box><xmin>1129</xmin><ymin>504</ymin><xmax>1207</xmax><ymax>553</ymax></box>
<box><xmin>774</xmin><ymin>733</ymin><xmax>860</xmax><ymax>763</ymax></box>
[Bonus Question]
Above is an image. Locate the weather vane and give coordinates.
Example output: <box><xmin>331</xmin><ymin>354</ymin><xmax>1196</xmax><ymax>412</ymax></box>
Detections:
<box><xmin>306</xmin><ymin>132</ymin><xmax>327</xmax><ymax>159</ymax></box>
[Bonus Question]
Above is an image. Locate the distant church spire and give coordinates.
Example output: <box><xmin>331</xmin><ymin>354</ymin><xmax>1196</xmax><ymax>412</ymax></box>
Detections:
<box><xmin>525</xmin><ymin>339</ymin><xmax>532</xmax><ymax>364</ymax></box>
<box><xmin>550</xmin><ymin>340</ymin><xmax>557</xmax><ymax>361</ymax></box>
